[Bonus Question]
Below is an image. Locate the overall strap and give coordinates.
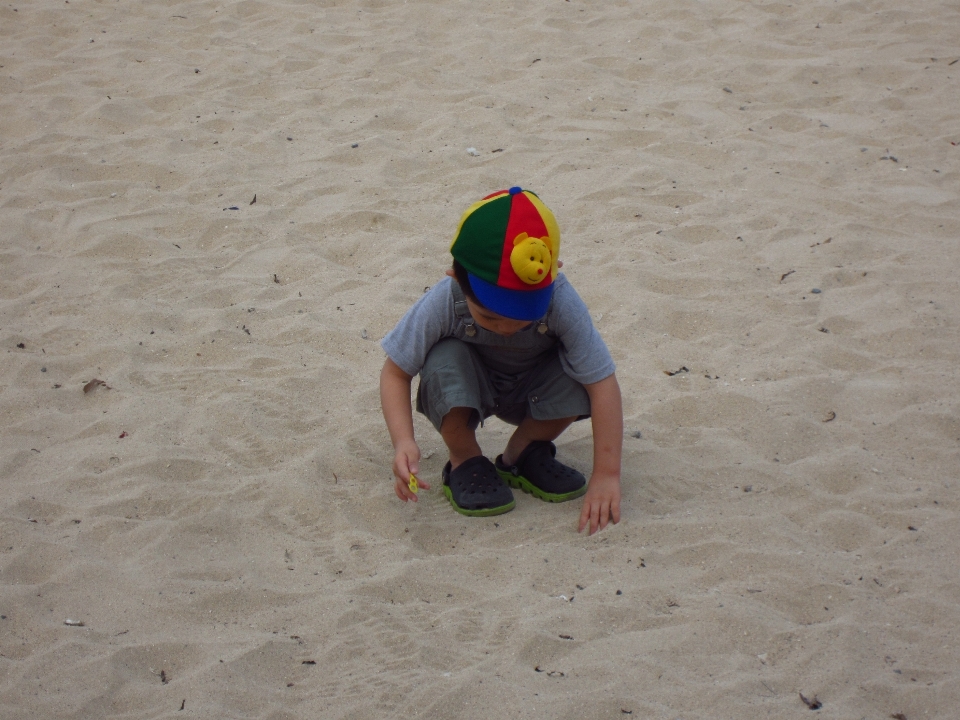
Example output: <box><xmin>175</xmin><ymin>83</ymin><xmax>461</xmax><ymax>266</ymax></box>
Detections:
<box><xmin>450</xmin><ymin>280</ymin><xmax>470</xmax><ymax>318</ymax></box>
<box><xmin>449</xmin><ymin>281</ymin><xmax>477</xmax><ymax>336</ymax></box>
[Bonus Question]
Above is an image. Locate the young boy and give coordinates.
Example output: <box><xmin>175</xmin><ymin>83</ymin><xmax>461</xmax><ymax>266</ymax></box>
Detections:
<box><xmin>379</xmin><ymin>187</ymin><xmax>622</xmax><ymax>534</ymax></box>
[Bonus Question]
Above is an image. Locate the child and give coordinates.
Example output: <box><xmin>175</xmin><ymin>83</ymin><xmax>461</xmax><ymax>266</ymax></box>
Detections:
<box><xmin>379</xmin><ymin>187</ymin><xmax>622</xmax><ymax>534</ymax></box>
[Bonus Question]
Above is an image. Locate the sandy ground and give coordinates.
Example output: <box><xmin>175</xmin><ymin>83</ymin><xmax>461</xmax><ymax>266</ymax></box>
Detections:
<box><xmin>2</xmin><ymin>0</ymin><xmax>960</xmax><ymax>718</ymax></box>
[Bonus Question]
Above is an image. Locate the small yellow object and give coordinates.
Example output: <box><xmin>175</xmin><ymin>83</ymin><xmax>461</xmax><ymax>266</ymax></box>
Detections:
<box><xmin>408</xmin><ymin>474</ymin><xmax>419</xmax><ymax>494</ymax></box>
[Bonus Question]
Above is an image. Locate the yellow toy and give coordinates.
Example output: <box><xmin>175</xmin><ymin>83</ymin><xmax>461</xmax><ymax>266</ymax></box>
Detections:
<box><xmin>408</xmin><ymin>474</ymin><xmax>419</xmax><ymax>494</ymax></box>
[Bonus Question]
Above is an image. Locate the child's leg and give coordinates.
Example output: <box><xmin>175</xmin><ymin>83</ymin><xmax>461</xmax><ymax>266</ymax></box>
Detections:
<box><xmin>439</xmin><ymin>406</ymin><xmax>483</xmax><ymax>469</ymax></box>
<box><xmin>500</xmin><ymin>415</ymin><xmax>576</xmax><ymax>467</ymax></box>
<box><xmin>418</xmin><ymin>340</ymin><xmax>514</xmax><ymax>516</ymax></box>
<box><xmin>492</xmin><ymin>355</ymin><xmax>591</xmax><ymax>502</ymax></box>
<box><xmin>416</xmin><ymin>338</ymin><xmax>496</xmax><ymax>464</ymax></box>
<box><xmin>496</xmin><ymin>352</ymin><xmax>590</xmax><ymax>464</ymax></box>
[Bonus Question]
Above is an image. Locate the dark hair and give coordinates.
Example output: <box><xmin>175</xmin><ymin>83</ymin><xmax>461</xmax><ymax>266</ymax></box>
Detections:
<box><xmin>451</xmin><ymin>260</ymin><xmax>487</xmax><ymax>309</ymax></box>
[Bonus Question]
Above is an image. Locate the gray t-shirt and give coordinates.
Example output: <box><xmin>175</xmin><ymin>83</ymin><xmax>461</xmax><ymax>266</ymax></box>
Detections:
<box><xmin>381</xmin><ymin>274</ymin><xmax>615</xmax><ymax>385</ymax></box>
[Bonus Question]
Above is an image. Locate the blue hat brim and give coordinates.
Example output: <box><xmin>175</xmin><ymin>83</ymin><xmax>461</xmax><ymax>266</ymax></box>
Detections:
<box><xmin>467</xmin><ymin>273</ymin><xmax>553</xmax><ymax>321</ymax></box>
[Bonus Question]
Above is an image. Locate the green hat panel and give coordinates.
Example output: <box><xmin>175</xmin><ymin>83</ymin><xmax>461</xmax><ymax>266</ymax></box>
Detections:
<box><xmin>450</xmin><ymin>192</ymin><xmax>512</xmax><ymax>283</ymax></box>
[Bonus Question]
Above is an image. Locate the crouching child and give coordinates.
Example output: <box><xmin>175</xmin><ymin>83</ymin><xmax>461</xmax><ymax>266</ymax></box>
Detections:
<box><xmin>379</xmin><ymin>187</ymin><xmax>622</xmax><ymax>534</ymax></box>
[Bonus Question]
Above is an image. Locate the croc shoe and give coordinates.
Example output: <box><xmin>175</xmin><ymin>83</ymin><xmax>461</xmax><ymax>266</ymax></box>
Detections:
<box><xmin>495</xmin><ymin>441</ymin><xmax>587</xmax><ymax>502</ymax></box>
<box><xmin>442</xmin><ymin>456</ymin><xmax>516</xmax><ymax>517</ymax></box>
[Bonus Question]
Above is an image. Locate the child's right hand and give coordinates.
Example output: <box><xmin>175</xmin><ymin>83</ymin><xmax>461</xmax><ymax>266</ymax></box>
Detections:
<box><xmin>393</xmin><ymin>439</ymin><xmax>430</xmax><ymax>502</ymax></box>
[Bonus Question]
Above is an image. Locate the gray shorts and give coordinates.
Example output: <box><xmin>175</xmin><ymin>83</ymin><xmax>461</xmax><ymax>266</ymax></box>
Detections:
<box><xmin>415</xmin><ymin>337</ymin><xmax>591</xmax><ymax>431</ymax></box>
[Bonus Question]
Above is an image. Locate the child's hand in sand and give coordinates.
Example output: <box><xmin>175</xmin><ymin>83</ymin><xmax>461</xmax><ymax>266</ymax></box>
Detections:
<box><xmin>578</xmin><ymin>471</ymin><xmax>621</xmax><ymax>535</ymax></box>
<box><xmin>393</xmin><ymin>439</ymin><xmax>430</xmax><ymax>502</ymax></box>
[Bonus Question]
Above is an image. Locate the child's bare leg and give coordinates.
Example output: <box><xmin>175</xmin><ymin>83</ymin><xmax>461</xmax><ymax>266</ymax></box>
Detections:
<box><xmin>501</xmin><ymin>416</ymin><xmax>576</xmax><ymax>466</ymax></box>
<box><xmin>440</xmin><ymin>407</ymin><xmax>483</xmax><ymax>469</ymax></box>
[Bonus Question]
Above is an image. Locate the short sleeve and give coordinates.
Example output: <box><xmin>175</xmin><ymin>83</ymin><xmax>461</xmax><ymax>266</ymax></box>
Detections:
<box><xmin>380</xmin><ymin>277</ymin><xmax>458</xmax><ymax>377</ymax></box>
<box><xmin>548</xmin><ymin>275</ymin><xmax>616</xmax><ymax>385</ymax></box>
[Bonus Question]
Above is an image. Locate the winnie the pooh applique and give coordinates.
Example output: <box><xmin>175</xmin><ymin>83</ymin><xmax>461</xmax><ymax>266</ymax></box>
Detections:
<box><xmin>510</xmin><ymin>233</ymin><xmax>553</xmax><ymax>285</ymax></box>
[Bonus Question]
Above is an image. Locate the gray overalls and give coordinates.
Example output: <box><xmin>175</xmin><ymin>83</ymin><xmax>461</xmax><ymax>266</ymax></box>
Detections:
<box><xmin>415</xmin><ymin>282</ymin><xmax>591</xmax><ymax>431</ymax></box>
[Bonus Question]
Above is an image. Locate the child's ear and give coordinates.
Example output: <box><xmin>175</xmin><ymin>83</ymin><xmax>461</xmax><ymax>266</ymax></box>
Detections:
<box><xmin>445</xmin><ymin>268</ymin><xmax>456</xmax><ymax>279</ymax></box>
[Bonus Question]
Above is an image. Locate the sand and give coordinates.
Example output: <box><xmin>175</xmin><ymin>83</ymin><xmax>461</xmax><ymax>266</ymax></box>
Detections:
<box><xmin>2</xmin><ymin>0</ymin><xmax>959</xmax><ymax>717</ymax></box>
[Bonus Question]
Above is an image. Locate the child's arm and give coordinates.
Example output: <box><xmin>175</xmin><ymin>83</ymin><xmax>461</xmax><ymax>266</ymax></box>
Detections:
<box><xmin>380</xmin><ymin>358</ymin><xmax>430</xmax><ymax>501</ymax></box>
<box><xmin>579</xmin><ymin>373</ymin><xmax>623</xmax><ymax>534</ymax></box>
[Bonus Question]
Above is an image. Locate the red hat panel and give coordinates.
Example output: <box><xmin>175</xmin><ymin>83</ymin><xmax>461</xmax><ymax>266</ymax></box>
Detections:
<box><xmin>496</xmin><ymin>191</ymin><xmax>552</xmax><ymax>291</ymax></box>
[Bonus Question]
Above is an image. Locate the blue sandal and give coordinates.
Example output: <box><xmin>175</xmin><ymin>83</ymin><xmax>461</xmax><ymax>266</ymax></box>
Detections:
<box><xmin>495</xmin><ymin>441</ymin><xmax>587</xmax><ymax>502</ymax></box>
<box><xmin>442</xmin><ymin>456</ymin><xmax>516</xmax><ymax>517</ymax></box>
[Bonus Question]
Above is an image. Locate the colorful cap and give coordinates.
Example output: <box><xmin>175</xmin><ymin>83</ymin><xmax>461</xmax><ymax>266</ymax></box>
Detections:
<box><xmin>450</xmin><ymin>187</ymin><xmax>560</xmax><ymax>321</ymax></box>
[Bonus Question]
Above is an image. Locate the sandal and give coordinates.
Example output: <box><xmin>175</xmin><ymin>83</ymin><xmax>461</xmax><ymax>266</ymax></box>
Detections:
<box><xmin>442</xmin><ymin>456</ymin><xmax>516</xmax><ymax>517</ymax></box>
<box><xmin>495</xmin><ymin>441</ymin><xmax>587</xmax><ymax>502</ymax></box>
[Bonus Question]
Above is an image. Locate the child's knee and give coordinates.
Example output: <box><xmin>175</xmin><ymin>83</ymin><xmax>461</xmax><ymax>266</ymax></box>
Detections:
<box><xmin>440</xmin><ymin>406</ymin><xmax>480</xmax><ymax>433</ymax></box>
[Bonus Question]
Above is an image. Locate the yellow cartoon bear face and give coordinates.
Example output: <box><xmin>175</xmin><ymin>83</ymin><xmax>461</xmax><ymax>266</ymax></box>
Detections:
<box><xmin>510</xmin><ymin>233</ymin><xmax>553</xmax><ymax>285</ymax></box>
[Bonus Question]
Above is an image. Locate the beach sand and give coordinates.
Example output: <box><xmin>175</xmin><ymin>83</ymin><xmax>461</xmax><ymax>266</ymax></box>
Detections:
<box><xmin>2</xmin><ymin>0</ymin><xmax>959</xmax><ymax>717</ymax></box>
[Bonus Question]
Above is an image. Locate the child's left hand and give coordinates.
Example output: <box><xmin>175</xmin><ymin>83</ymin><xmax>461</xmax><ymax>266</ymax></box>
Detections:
<box><xmin>578</xmin><ymin>471</ymin><xmax>621</xmax><ymax>535</ymax></box>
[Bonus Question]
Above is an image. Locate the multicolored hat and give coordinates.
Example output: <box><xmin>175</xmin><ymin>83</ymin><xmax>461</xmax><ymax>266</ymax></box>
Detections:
<box><xmin>450</xmin><ymin>187</ymin><xmax>560</xmax><ymax>321</ymax></box>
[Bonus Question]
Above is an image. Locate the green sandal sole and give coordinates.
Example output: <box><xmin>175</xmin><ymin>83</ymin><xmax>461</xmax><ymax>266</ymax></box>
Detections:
<box><xmin>443</xmin><ymin>485</ymin><xmax>516</xmax><ymax>516</ymax></box>
<box><xmin>496</xmin><ymin>469</ymin><xmax>588</xmax><ymax>503</ymax></box>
